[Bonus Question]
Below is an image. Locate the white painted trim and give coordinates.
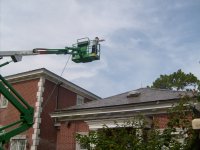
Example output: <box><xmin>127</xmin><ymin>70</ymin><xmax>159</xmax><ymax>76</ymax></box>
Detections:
<box><xmin>31</xmin><ymin>77</ymin><xmax>45</xmax><ymax>150</ymax></box>
<box><xmin>33</xmin><ymin>123</ymin><xmax>40</xmax><ymax>129</ymax></box>
<box><xmin>5</xmin><ymin>68</ymin><xmax>101</xmax><ymax>100</ymax></box>
<box><xmin>34</xmin><ymin>129</ymin><xmax>40</xmax><ymax>135</ymax></box>
<box><xmin>0</xmin><ymin>91</ymin><xmax>9</xmax><ymax>108</ymax></box>
<box><xmin>86</xmin><ymin>117</ymin><xmax>151</xmax><ymax>130</ymax></box>
<box><xmin>11</xmin><ymin>135</ymin><xmax>26</xmax><ymax>140</ymax></box>
<box><xmin>32</xmin><ymin>139</ymin><xmax>39</xmax><ymax>146</ymax></box>
<box><xmin>76</xmin><ymin>95</ymin><xmax>84</xmax><ymax>105</ymax></box>
<box><xmin>51</xmin><ymin>103</ymin><xmax>172</xmax><ymax>118</ymax></box>
<box><xmin>32</xmin><ymin>133</ymin><xmax>39</xmax><ymax>140</ymax></box>
<box><xmin>76</xmin><ymin>132</ymin><xmax>88</xmax><ymax>150</ymax></box>
<box><xmin>31</xmin><ymin>146</ymin><xmax>37</xmax><ymax>150</ymax></box>
<box><xmin>10</xmin><ymin>136</ymin><xmax>27</xmax><ymax>150</ymax></box>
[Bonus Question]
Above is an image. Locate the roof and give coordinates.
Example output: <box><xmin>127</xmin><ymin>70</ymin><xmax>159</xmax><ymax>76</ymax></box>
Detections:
<box><xmin>60</xmin><ymin>88</ymin><xmax>193</xmax><ymax>110</ymax></box>
<box><xmin>5</xmin><ymin>68</ymin><xmax>101</xmax><ymax>100</ymax></box>
<box><xmin>51</xmin><ymin>88</ymin><xmax>194</xmax><ymax>121</ymax></box>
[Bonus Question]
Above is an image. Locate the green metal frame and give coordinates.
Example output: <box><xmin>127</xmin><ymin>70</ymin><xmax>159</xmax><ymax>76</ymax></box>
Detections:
<box><xmin>0</xmin><ymin>73</ymin><xmax>34</xmax><ymax>149</ymax></box>
<box><xmin>71</xmin><ymin>38</ymin><xmax>100</xmax><ymax>63</ymax></box>
<box><xmin>0</xmin><ymin>38</ymin><xmax>101</xmax><ymax>149</ymax></box>
<box><xmin>33</xmin><ymin>38</ymin><xmax>100</xmax><ymax>63</ymax></box>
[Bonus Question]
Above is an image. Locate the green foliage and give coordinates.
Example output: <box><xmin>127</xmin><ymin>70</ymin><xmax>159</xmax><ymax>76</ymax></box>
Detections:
<box><xmin>76</xmin><ymin>70</ymin><xmax>200</xmax><ymax>149</ymax></box>
<box><xmin>166</xmin><ymin>95</ymin><xmax>200</xmax><ymax>150</ymax></box>
<box><xmin>76</xmin><ymin>117</ymin><xmax>150</xmax><ymax>150</ymax></box>
<box><xmin>151</xmin><ymin>69</ymin><xmax>200</xmax><ymax>91</ymax></box>
<box><xmin>76</xmin><ymin>96</ymin><xmax>200</xmax><ymax>150</ymax></box>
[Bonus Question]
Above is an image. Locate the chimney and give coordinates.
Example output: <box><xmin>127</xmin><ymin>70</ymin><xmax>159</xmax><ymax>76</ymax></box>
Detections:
<box><xmin>127</xmin><ymin>90</ymin><xmax>141</xmax><ymax>98</ymax></box>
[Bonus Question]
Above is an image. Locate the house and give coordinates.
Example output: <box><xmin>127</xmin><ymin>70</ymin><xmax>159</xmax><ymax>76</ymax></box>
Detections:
<box><xmin>0</xmin><ymin>68</ymin><xmax>100</xmax><ymax>150</ymax></box>
<box><xmin>1</xmin><ymin>69</ymin><xmax>194</xmax><ymax>150</ymax></box>
<box><xmin>51</xmin><ymin>88</ymin><xmax>192</xmax><ymax>150</ymax></box>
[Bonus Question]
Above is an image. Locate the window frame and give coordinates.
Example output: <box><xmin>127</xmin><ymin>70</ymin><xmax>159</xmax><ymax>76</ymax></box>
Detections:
<box><xmin>76</xmin><ymin>132</ymin><xmax>88</xmax><ymax>150</ymax></box>
<box><xmin>76</xmin><ymin>95</ymin><xmax>84</xmax><ymax>105</ymax></box>
<box><xmin>0</xmin><ymin>94</ymin><xmax>8</xmax><ymax>108</ymax></box>
<box><xmin>10</xmin><ymin>135</ymin><xmax>27</xmax><ymax>150</ymax></box>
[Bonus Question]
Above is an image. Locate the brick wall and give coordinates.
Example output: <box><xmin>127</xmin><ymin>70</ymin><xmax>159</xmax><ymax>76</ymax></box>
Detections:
<box><xmin>153</xmin><ymin>114</ymin><xmax>169</xmax><ymax>128</ymax></box>
<box><xmin>55</xmin><ymin>114</ymin><xmax>172</xmax><ymax>150</ymax></box>
<box><xmin>0</xmin><ymin>72</ymin><xmax>96</xmax><ymax>150</ymax></box>
<box><xmin>0</xmin><ymin>78</ymin><xmax>39</xmax><ymax>150</ymax></box>
<box><xmin>56</xmin><ymin>121</ymin><xmax>89</xmax><ymax>150</ymax></box>
<box><xmin>38</xmin><ymin>79</ymin><xmax>77</xmax><ymax>150</ymax></box>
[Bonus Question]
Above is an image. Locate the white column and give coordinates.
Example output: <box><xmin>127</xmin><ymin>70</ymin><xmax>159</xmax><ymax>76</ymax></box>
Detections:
<box><xmin>31</xmin><ymin>77</ymin><xmax>45</xmax><ymax>150</ymax></box>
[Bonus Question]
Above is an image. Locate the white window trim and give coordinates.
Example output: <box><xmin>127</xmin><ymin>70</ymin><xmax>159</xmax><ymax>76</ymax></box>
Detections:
<box><xmin>76</xmin><ymin>132</ymin><xmax>89</xmax><ymax>150</ymax></box>
<box><xmin>76</xmin><ymin>95</ymin><xmax>84</xmax><ymax>105</ymax></box>
<box><xmin>10</xmin><ymin>135</ymin><xmax>27</xmax><ymax>150</ymax></box>
<box><xmin>0</xmin><ymin>94</ymin><xmax>8</xmax><ymax>108</ymax></box>
<box><xmin>159</xmin><ymin>128</ymin><xmax>186</xmax><ymax>143</ymax></box>
<box><xmin>85</xmin><ymin>118</ymin><xmax>151</xmax><ymax>130</ymax></box>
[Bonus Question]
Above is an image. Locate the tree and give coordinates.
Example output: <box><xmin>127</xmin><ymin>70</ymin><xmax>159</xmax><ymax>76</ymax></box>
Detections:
<box><xmin>76</xmin><ymin>97</ymin><xmax>200</xmax><ymax>150</ymax></box>
<box><xmin>151</xmin><ymin>69</ymin><xmax>200</xmax><ymax>91</ymax></box>
<box><xmin>76</xmin><ymin>116</ymin><xmax>164</xmax><ymax>150</ymax></box>
<box><xmin>76</xmin><ymin>70</ymin><xmax>200</xmax><ymax>150</ymax></box>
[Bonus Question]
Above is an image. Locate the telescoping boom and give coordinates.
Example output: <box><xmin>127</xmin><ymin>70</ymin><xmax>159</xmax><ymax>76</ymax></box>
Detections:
<box><xmin>0</xmin><ymin>37</ymin><xmax>103</xmax><ymax>63</ymax></box>
<box><xmin>0</xmin><ymin>37</ymin><xmax>104</xmax><ymax>150</ymax></box>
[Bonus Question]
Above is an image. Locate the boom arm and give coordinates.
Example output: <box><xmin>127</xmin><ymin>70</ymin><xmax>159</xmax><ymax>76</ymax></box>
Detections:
<box><xmin>0</xmin><ymin>72</ymin><xmax>34</xmax><ymax>146</ymax></box>
<box><xmin>0</xmin><ymin>37</ymin><xmax>101</xmax><ymax>63</ymax></box>
<box><xmin>0</xmin><ymin>37</ymin><xmax>101</xmax><ymax>149</ymax></box>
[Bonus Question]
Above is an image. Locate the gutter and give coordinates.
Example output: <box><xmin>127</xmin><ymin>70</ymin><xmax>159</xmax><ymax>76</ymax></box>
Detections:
<box><xmin>50</xmin><ymin>101</ymin><xmax>173</xmax><ymax>120</ymax></box>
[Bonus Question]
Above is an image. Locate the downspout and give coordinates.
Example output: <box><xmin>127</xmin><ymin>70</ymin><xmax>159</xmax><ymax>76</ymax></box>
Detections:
<box><xmin>55</xmin><ymin>82</ymin><xmax>62</xmax><ymax>110</ymax></box>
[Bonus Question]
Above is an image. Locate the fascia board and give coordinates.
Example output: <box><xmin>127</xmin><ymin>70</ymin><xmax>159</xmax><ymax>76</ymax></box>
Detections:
<box><xmin>51</xmin><ymin>102</ymin><xmax>173</xmax><ymax>119</ymax></box>
<box><xmin>4</xmin><ymin>68</ymin><xmax>100</xmax><ymax>100</ymax></box>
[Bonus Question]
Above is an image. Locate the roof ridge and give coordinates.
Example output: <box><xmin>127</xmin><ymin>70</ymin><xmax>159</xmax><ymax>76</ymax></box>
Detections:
<box><xmin>144</xmin><ymin>87</ymin><xmax>190</xmax><ymax>93</ymax></box>
<box><xmin>5</xmin><ymin>68</ymin><xmax>101</xmax><ymax>100</ymax></box>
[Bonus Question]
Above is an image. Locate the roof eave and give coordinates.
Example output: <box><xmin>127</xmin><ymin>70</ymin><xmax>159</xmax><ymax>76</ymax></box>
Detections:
<box><xmin>4</xmin><ymin>68</ymin><xmax>101</xmax><ymax>100</ymax></box>
<box><xmin>50</xmin><ymin>98</ymin><xmax>181</xmax><ymax>121</ymax></box>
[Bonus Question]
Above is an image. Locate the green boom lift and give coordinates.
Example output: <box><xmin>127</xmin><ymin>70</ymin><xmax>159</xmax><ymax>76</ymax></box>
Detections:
<box><xmin>0</xmin><ymin>37</ymin><xmax>103</xmax><ymax>150</ymax></box>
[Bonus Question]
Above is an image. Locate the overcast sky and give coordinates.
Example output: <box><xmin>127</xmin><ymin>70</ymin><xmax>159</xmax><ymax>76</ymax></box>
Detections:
<box><xmin>0</xmin><ymin>0</ymin><xmax>200</xmax><ymax>98</ymax></box>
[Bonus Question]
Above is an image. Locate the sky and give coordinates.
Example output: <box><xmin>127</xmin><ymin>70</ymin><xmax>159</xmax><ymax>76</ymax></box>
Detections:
<box><xmin>0</xmin><ymin>0</ymin><xmax>200</xmax><ymax>98</ymax></box>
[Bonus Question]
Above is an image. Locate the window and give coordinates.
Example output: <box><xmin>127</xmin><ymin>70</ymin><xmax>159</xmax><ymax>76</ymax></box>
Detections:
<box><xmin>76</xmin><ymin>95</ymin><xmax>84</xmax><ymax>105</ymax></box>
<box><xmin>76</xmin><ymin>132</ymin><xmax>88</xmax><ymax>150</ymax></box>
<box><xmin>79</xmin><ymin>143</ymin><xmax>87</xmax><ymax>150</ymax></box>
<box><xmin>10</xmin><ymin>139</ymin><xmax>26</xmax><ymax>150</ymax></box>
<box><xmin>10</xmin><ymin>136</ymin><xmax>27</xmax><ymax>150</ymax></box>
<box><xmin>0</xmin><ymin>94</ymin><xmax>8</xmax><ymax>108</ymax></box>
<box><xmin>159</xmin><ymin>128</ymin><xmax>185</xmax><ymax>144</ymax></box>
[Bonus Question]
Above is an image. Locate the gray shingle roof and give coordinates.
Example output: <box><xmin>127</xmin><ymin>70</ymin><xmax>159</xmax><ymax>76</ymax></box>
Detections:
<box><xmin>64</xmin><ymin>88</ymin><xmax>193</xmax><ymax>110</ymax></box>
